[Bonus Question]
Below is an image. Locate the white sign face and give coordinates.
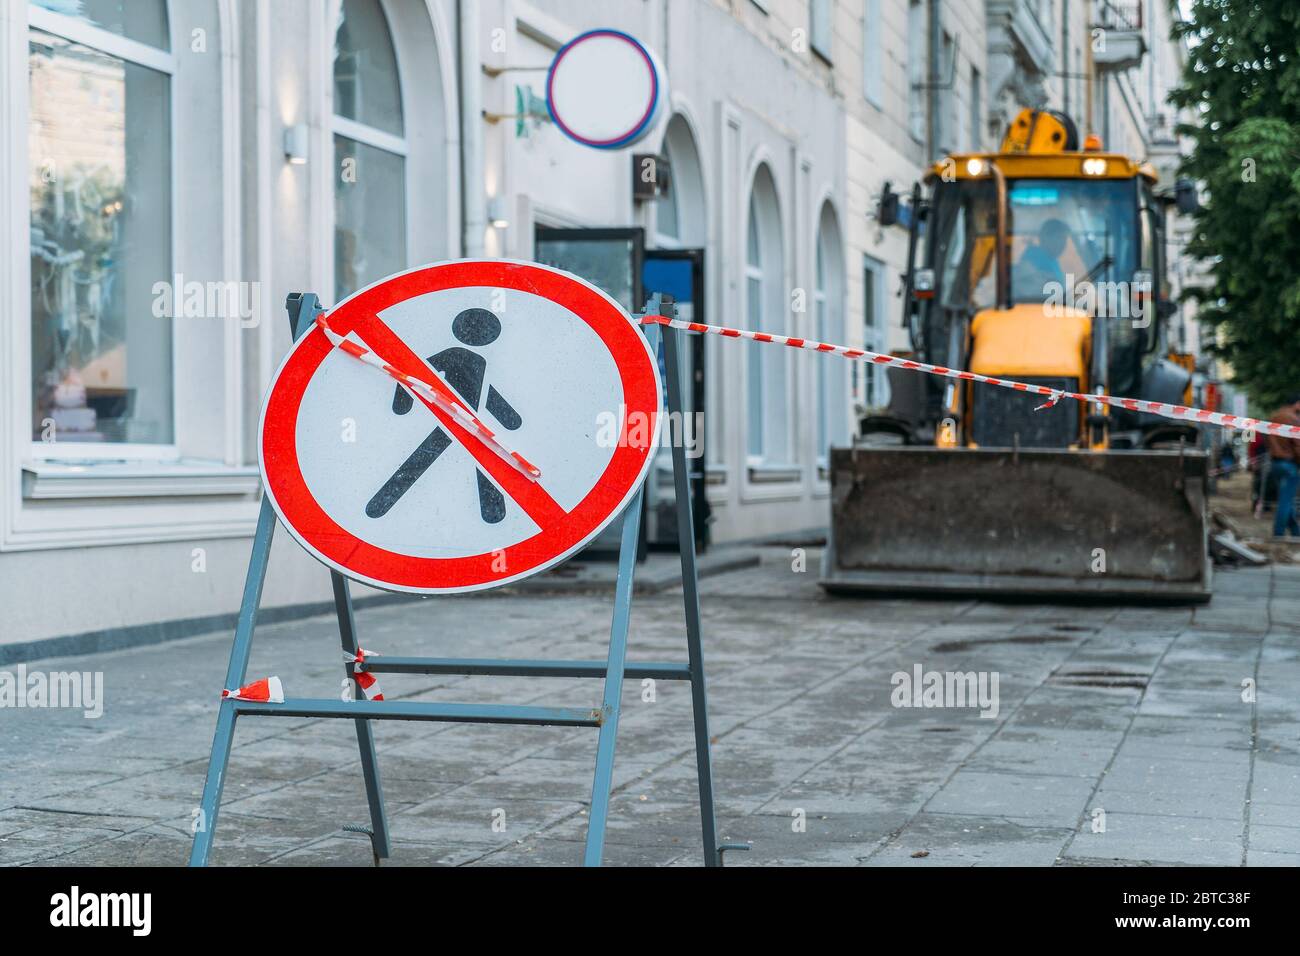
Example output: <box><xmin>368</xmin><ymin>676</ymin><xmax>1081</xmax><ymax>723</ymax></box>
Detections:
<box><xmin>299</xmin><ymin>288</ymin><xmax>625</xmax><ymax>556</ymax></box>
<box><xmin>546</xmin><ymin>29</ymin><xmax>667</xmax><ymax>149</ymax></box>
<box><xmin>260</xmin><ymin>260</ymin><xmax>663</xmax><ymax>594</ymax></box>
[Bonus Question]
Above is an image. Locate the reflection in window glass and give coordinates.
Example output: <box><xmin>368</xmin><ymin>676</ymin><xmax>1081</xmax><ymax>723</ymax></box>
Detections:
<box><xmin>29</xmin><ymin>29</ymin><xmax>173</xmax><ymax>444</ymax></box>
<box><xmin>534</xmin><ymin>237</ymin><xmax>637</xmax><ymax>311</ymax></box>
<box><xmin>30</xmin><ymin>0</ymin><xmax>170</xmax><ymax>50</ymax></box>
<box><xmin>333</xmin><ymin>0</ymin><xmax>403</xmax><ymax>137</ymax></box>
<box><xmin>333</xmin><ymin>0</ymin><xmax>406</xmax><ymax>301</ymax></box>
<box><xmin>656</xmin><ymin>172</ymin><xmax>679</xmax><ymax>240</ymax></box>
<box><xmin>334</xmin><ymin>136</ymin><xmax>406</xmax><ymax>301</ymax></box>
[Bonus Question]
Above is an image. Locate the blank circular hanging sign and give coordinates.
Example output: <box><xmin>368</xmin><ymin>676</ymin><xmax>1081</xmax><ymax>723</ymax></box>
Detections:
<box><xmin>259</xmin><ymin>260</ymin><xmax>663</xmax><ymax>594</ymax></box>
<box><xmin>546</xmin><ymin>29</ymin><xmax>667</xmax><ymax>149</ymax></box>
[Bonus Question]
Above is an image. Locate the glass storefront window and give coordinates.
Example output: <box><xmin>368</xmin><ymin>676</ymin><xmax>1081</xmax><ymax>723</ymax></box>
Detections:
<box><xmin>333</xmin><ymin>0</ymin><xmax>406</xmax><ymax>302</ymax></box>
<box><xmin>534</xmin><ymin>234</ymin><xmax>639</xmax><ymax>312</ymax></box>
<box><xmin>333</xmin><ymin>0</ymin><xmax>403</xmax><ymax>137</ymax></box>
<box><xmin>28</xmin><ymin>18</ymin><xmax>173</xmax><ymax>447</ymax></box>
<box><xmin>30</xmin><ymin>0</ymin><xmax>170</xmax><ymax>50</ymax></box>
<box><xmin>333</xmin><ymin>136</ymin><xmax>407</xmax><ymax>301</ymax></box>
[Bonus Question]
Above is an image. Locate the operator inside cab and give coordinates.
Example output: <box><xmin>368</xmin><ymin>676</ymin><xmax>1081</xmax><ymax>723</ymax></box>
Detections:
<box><xmin>1014</xmin><ymin>218</ymin><xmax>1072</xmax><ymax>300</ymax></box>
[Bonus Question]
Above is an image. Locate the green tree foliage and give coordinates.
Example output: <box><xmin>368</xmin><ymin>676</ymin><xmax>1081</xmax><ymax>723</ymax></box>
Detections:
<box><xmin>1170</xmin><ymin>0</ymin><xmax>1300</xmax><ymax>409</ymax></box>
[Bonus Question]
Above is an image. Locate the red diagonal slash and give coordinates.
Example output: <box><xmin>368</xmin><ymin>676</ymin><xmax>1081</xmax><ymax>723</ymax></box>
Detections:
<box><xmin>316</xmin><ymin>315</ymin><xmax>541</xmax><ymax>480</ymax></box>
<box><xmin>316</xmin><ymin>312</ymin><xmax>567</xmax><ymax>529</ymax></box>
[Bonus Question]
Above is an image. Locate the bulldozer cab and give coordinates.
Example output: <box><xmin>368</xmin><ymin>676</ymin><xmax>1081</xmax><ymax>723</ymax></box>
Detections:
<box><xmin>932</xmin><ymin>178</ymin><xmax>1137</xmax><ymax>314</ymax></box>
<box><xmin>901</xmin><ymin>109</ymin><xmax>1172</xmax><ymax>450</ymax></box>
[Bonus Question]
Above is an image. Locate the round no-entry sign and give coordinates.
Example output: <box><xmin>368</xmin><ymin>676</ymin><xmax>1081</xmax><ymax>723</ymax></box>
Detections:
<box><xmin>260</xmin><ymin>260</ymin><xmax>662</xmax><ymax>593</ymax></box>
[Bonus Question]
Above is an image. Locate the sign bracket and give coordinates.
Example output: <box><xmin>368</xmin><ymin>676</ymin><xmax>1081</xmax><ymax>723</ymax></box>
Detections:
<box><xmin>188</xmin><ymin>291</ymin><xmax>736</xmax><ymax>866</ymax></box>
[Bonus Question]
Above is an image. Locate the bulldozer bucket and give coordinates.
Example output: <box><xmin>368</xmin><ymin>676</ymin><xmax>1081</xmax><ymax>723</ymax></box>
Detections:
<box><xmin>820</xmin><ymin>446</ymin><xmax>1212</xmax><ymax>602</ymax></box>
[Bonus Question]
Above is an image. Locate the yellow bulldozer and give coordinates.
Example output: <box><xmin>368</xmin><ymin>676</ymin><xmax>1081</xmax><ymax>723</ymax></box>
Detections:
<box><xmin>821</xmin><ymin>108</ymin><xmax>1211</xmax><ymax>601</ymax></box>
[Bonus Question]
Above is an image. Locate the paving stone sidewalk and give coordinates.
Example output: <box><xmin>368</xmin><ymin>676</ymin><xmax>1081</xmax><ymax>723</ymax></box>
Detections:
<box><xmin>2</xmin><ymin>548</ymin><xmax>1298</xmax><ymax>866</ymax></box>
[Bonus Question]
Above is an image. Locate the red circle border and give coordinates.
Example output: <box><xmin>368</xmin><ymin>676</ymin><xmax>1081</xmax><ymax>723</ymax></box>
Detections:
<box><xmin>260</xmin><ymin>261</ymin><xmax>661</xmax><ymax>593</ymax></box>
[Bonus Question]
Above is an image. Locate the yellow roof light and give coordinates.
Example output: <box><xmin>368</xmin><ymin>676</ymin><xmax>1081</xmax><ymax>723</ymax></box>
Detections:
<box><xmin>965</xmin><ymin>157</ymin><xmax>986</xmax><ymax>176</ymax></box>
<box><xmin>1082</xmin><ymin>157</ymin><xmax>1108</xmax><ymax>176</ymax></box>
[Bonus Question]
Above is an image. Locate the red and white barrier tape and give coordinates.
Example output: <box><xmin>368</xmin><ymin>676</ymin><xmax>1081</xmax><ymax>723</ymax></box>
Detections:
<box><xmin>222</xmin><ymin>676</ymin><xmax>284</xmax><ymax>704</ymax></box>
<box><xmin>314</xmin><ymin>314</ymin><xmax>542</xmax><ymax>482</ymax></box>
<box><xmin>640</xmin><ymin>315</ymin><xmax>1300</xmax><ymax>440</ymax></box>
<box><xmin>344</xmin><ymin>648</ymin><xmax>384</xmax><ymax>701</ymax></box>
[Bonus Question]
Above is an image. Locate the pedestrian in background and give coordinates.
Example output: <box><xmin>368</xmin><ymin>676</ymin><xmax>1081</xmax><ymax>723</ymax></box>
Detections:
<box><xmin>1220</xmin><ymin>434</ymin><xmax>1237</xmax><ymax>473</ymax></box>
<box><xmin>1266</xmin><ymin>394</ymin><xmax>1300</xmax><ymax>537</ymax></box>
<box><xmin>1250</xmin><ymin>427</ymin><xmax>1269</xmax><ymax>517</ymax></box>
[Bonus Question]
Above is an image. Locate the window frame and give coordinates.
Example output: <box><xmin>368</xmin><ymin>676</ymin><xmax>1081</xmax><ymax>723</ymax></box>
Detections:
<box><xmin>862</xmin><ymin>0</ymin><xmax>882</xmax><ymax>108</ymax></box>
<box><xmin>813</xmin><ymin>252</ymin><xmax>828</xmax><ymax>462</ymax></box>
<box><xmin>744</xmin><ymin>197</ymin><xmax>765</xmax><ymax>463</ymax></box>
<box><xmin>25</xmin><ymin>2</ymin><xmax>181</xmax><ymax>463</ymax></box>
<box><xmin>742</xmin><ymin>167</ymin><xmax>794</xmax><ymax>476</ymax></box>
<box><xmin>329</xmin><ymin>0</ymin><xmax>411</xmax><ymax>306</ymax></box>
<box><xmin>906</xmin><ymin>0</ymin><xmax>925</xmax><ymax>143</ymax></box>
<box><xmin>654</xmin><ymin>175</ymin><xmax>681</xmax><ymax>246</ymax></box>
<box><xmin>814</xmin><ymin>205</ymin><xmax>846</xmax><ymax>472</ymax></box>
<box><xmin>861</xmin><ymin>255</ymin><xmax>888</xmax><ymax>409</ymax></box>
<box><xmin>810</xmin><ymin>0</ymin><xmax>833</xmax><ymax>65</ymax></box>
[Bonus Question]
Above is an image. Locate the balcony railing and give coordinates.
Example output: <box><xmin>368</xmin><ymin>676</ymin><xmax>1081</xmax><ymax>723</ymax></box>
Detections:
<box><xmin>1094</xmin><ymin>0</ymin><xmax>1143</xmax><ymax>32</ymax></box>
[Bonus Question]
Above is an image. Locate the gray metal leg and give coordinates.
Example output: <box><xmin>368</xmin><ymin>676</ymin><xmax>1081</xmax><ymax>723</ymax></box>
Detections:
<box><xmin>583</xmin><ymin>485</ymin><xmax>646</xmax><ymax>866</ymax></box>
<box><xmin>663</xmin><ymin>323</ymin><xmax>725</xmax><ymax>866</ymax></box>
<box><xmin>189</xmin><ymin>499</ymin><xmax>278</xmax><ymax>866</ymax></box>
<box><xmin>333</xmin><ymin>571</ymin><xmax>392</xmax><ymax>864</ymax></box>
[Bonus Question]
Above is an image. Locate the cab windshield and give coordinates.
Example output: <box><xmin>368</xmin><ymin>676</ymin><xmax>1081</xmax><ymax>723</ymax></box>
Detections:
<box><xmin>931</xmin><ymin>177</ymin><xmax>1139</xmax><ymax>312</ymax></box>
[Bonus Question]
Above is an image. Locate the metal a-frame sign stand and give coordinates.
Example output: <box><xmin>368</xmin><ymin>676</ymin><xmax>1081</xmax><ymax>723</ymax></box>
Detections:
<box><xmin>189</xmin><ymin>290</ymin><xmax>742</xmax><ymax>866</ymax></box>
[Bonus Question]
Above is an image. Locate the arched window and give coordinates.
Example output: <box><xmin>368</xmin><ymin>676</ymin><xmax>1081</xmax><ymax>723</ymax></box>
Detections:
<box><xmin>656</xmin><ymin>154</ymin><xmax>680</xmax><ymax>243</ymax></box>
<box><xmin>333</xmin><ymin>0</ymin><xmax>406</xmax><ymax>302</ymax></box>
<box><xmin>814</xmin><ymin>203</ymin><xmax>847</xmax><ymax>463</ymax></box>
<box><xmin>655</xmin><ymin>115</ymin><xmax>705</xmax><ymax>248</ymax></box>
<box><xmin>28</xmin><ymin>0</ymin><xmax>174</xmax><ymax>450</ymax></box>
<box><xmin>745</xmin><ymin>199</ymin><xmax>764</xmax><ymax>459</ymax></box>
<box><xmin>653</xmin><ymin>112</ymin><xmax>721</xmax><ymax>469</ymax></box>
<box><xmin>745</xmin><ymin>165</ymin><xmax>790</xmax><ymax>465</ymax></box>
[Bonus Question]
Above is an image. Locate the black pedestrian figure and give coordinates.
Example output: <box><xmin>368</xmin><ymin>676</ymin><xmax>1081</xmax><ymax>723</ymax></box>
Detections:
<box><xmin>366</xmin><ymin>308</ymin><xmax>522</xmax><ymax>523</ymax></box>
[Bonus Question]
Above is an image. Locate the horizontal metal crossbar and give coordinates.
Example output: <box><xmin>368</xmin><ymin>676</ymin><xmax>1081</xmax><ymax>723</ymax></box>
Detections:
<box><xmin>356</xmin><ymin>656</ymin><xmax>693</xmax><ymax>680</ymax></box>
<box><xmin>232</xmin><ymin>697</ymin><xmax>603</xmax><ymax>727</ymax></box>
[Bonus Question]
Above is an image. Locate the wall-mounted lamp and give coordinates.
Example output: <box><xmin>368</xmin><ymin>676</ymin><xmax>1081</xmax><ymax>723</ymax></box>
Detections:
<box><xmin>488</xmin><ymin>196</ymin><xmax>509</xmax><ymax>229</ymax></box>
<box><xmin>283</xmin><ymin>123</ymin><xmax>310</xmax><ymax>165</ymax></box>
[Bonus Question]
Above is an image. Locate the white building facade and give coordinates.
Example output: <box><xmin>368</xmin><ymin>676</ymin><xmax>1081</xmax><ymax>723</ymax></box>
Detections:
<box><xmin>0</xmin><ymin>0</ymin><xmax>1201</xmax><ymax>651</ymax></box>
<box><xmin>1</xmin><ymin>0</ymin><xmax>857</xmax><ymax>649</ymax></box>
